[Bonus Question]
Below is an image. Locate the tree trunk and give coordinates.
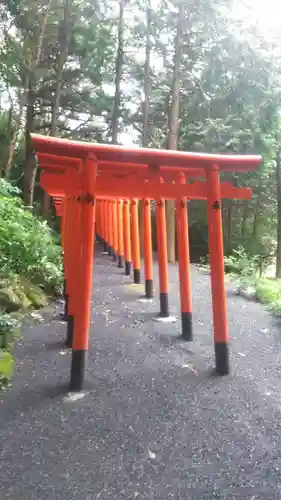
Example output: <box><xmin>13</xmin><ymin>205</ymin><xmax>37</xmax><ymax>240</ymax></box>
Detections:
<box><xmin>276</xmin><ymin>147</ymin><xmax>281</xmax><ymax>278</ymax></box>
<box><xmin>51</xmin><ymin>0</ymin><xmax>72</xmax><ymax>137</ymax></box>
<box><xmin>22</xmin><ymin>1</ymin><xmax>54</xmax><ymax>207</ymax></box>
<box><xmin>24</xmin><ymin>138</ymin><xmax>37</xmax><ymax>207</ymax></box>
<box><xmin>227</xmin><ymin>200</ymin><xmax>233</xmax><ymax>249</ymax></box>
<box><xmin>5</xmin><ymin>129</ymin><xmax>18</xmax><ymax>180</ymax></box>
<box><xmin>3</xmin><ymin>105</ymin><xmax>14</xmax><ymax>179</ymax></box>
<box><xmin>4</xmin><ymin>83</ymin><xmax>28</xmax><ymax>180</ymax></box>
<box><xmin>139</xmin><ymin>0</ymin><xmax>152</xmax><ymax>256</ymax></box>
<box><xmin>166</xmin><ymin>3</ymin><xmax>184</xmax><ymax>263</ymax></box>
<box><xmin>241</xmin><ymin>200</ymin><xmax>249</xmax><ymax>237</ymax></box>
<box><xmin>23</xmin><ymin>76</ymin><xmax>36</xmax><ymax>207</ymax></box>
<box><xmin>44</xmin><ymin>0</ymin><xmax>72</xmax><ymax>216</ymax></box>
<box><xmin>112</xmin><ymin>0</ymin><xmax>125</xmax><ymax>144</ymax></box>
<box><xmin>142</xmin><ymin>0</ymin><xmax>151</xmax><ymax>149</ymax></box>
<box><xmin>252</xmin><ymin>180</ymin><xmax>262</xmax><ymax>239</ymax></box>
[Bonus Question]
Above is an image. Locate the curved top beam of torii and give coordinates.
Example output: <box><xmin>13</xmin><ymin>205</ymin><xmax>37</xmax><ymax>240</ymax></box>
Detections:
<box><xmin>31</xmin><ymin>133</ymin><xmax>262</xmax><ymax>173</ymax></box>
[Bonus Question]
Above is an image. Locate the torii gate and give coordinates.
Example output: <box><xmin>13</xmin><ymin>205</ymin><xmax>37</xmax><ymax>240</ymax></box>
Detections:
<box><xmin>31</xmin><ymin>133</ymin><xmax>262</xmax><ymax>391</ymax></box>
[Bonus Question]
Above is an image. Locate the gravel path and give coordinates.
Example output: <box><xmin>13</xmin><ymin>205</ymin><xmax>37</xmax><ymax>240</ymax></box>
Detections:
<box><xmin>1</xmin><ymin>246</ymin><xmax>281</xmax><ymax>499</ymax></box>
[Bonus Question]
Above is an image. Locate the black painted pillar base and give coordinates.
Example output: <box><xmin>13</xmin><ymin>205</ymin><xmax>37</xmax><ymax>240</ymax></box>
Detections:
<box><xmin>60</xmin><ymin>279</ymin><xmax>68</xmax><ymax>321</ymax></box>
<box><xmin>108</xmin><ymin>245</ymin><xmax>112</xmax><ymax>256</ymax></box>
<box><xmin>125</xmin><ymin>261</ymin><xmax>132</xmax><ymax>276</ymax></box>
<box><xmin>145</xmin><ymin>279</ymin><xmax>153</xmax><ymax>299</ymax></box>
<box><xmin>118</xmin><ymin>255</ymin><xmax>124</xmax><ymax>268</ymax></box>
<box><xmin>160</xmin><ymin>292</ymin><xmax>169</xmax><ymax>317</ymax></box>
<box><xmin>66</xmin><ymin>315</ymin><xmax>74</xmax><ymax>348</ymax></box>
<box><xmin>103</xmin><ymin>241</ymin><xmax>108</xmax><ymax>253</ymax></box>
<box><xmin>134</xmin><ymin>268</ymin><xmax>141</xmax><ymax>284</ymax></box>
<box><xmin>181</xmin><ymin>312</ymin><xmax>193</xmax><ymax>341</ymax></box>
<box><xmin>215</xmin><ymin>342</ymin><xmax>229</xmax><ymax>375</ymax></box>
<box><xmin>112</xmin><ymin>251</ymin><xmax>117</xmax><ymax>262</ymax></box>
<box><xmin>63</xmin><ymin>293</ymin><xmax>69</xmax><ymax>321</ymax></box>
<box><xmin>69</xmin><ymin>350</ymin><xmax>87</xmax><ymax>391</ymax></box>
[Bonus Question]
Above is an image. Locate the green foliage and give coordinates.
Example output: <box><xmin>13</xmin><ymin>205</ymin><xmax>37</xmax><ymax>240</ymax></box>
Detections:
<box><xmin>255</xmin><ymin>279</ymin><xmax>281</xmax><ymax>305</ymax></box>
<box><xmin>0</xmin><ymin>178</ymin><xmax>20</xmax><ymax>196</ymax></box>
<box><xmin>224</xmin><ymin>246</ymin><xmax>260</xmax><ymax>278</ymax></box>
<box><xmin>0</xmin><ymin>179</ymin><xmax>63</xmax><ymax>294</ymax></box>
<box><xmin>226</xmin><ymin>234</ymin><xmax>275</xmax><ymax>260</ymax></box>
<box><xmin>268</xmin><ymin>297</ymin><xmax>281</xmax><ymax>317</ymax></box>
<box><xmin>235</xmin><ymin>276</ymin><xmax>281</xmax><ymax>318</ymax></box>
<box><xmin>0</xmin><ymin>313</ymin><xmax>20</xmax><ymax>349</ymax></box>
<box><xmin>223</xmin><ymin>247</ymin><xmax>281</xmax><ymax>318</ymax></box>
<box><xmin>0</xmin><ymin>350</ymin><xmax>14</xmax><ymax>390</ymax></box>
<box><xmin>200</xmin><ymin>245</ymin><xmax>268</xmax><ymax>283</ymax></box>
<box><xmin>199</xmin><ymin>255</ymin><xmax>210</xmax><ymax>271</ymax></box>
<box><xmin>0</xmin><ymin>179</ymin><xmax>62</xmax><ymax>390</ymax></box>
<box><xmin>0</xmin><ymin>313</ymin><xmax>19</xmax><ymax>390</ymax></box>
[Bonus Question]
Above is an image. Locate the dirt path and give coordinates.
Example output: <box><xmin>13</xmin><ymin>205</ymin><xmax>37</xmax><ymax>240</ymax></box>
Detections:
<box><xmin>1</xmin><ymin>247</ymin><xmax>281</xmax><ymax>499</ymax></box>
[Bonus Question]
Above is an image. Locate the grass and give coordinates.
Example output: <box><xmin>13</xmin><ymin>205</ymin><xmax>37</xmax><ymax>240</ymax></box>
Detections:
<box><xmin>199</xmin><ymin>251</ymin><xmax>281</xmax><ymax>317</ymax></box>
<box><xmin>247</xmin><ymin>277</ymin><xmax>281</xmax><ymax>317</ymax></box>
<box><xmin>255</xmin><ymin>278</ymin><xmax>281</xmax><ymax>304</ymax></box>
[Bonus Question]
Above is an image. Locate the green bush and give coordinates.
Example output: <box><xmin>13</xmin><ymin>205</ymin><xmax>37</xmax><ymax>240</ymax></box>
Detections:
<box><xmin>0</xmin><ymin>351</ymin><xmax>14</xmax><ymax>390</ymax></box>
<box><xmin>269</xmin><ymin>298</ymin><xmax>281</xmax><ymax>317</ymax></box>
<box><xmin>225</xmin><ymin>234</ymin><xmax>275</xmax><ymax>261</ymax></box>
<box><xmin>0</xmin><ymin>178</ymin><xmax>63</xmax><ymax>294</ymax></box>
<box><xmin>0</xmin><ymin>313</ymin><xmax>20</xmax><ymax>349</ymax></box>
<box><xmin>0</xmin><ymin>313</ymin><xmax>20</xmax><ymax>390</ymax></box>
<box><xmin>223</xmin><ymin>252</ymin><xmax>281</xmax><ymax>316</ymax></box>
<box><xmin>200</xmin><ymin>236</ymin><xmax>281</xmax><ymax>318</ymax></box>
<box><xmin>200</xmin><ymin>247</ymin><xmax>261</xmax><ymax>281</ymax></box>
<box><xmin>224</xmin><ymin>246</ymin><xmax>260</xmax><ymax>279</ymax></box>
<box><xmin>225</xmin><ymin>235</ymin><xmax>275</xmax><ymax>275</ymax></box>
<box><xmin>0</xmin><ymin>179</ymin><xmax>63</xmax><ymax>390</ymax></box>
<box><xmin>255</xmin><ymin>279</ymin><xmax>281</xmax><ymax>304</ymax></box>
<box><xmin>199</xmin><ymin>254</ymin><xmax>210</xmax><ymax>271</ymax></box>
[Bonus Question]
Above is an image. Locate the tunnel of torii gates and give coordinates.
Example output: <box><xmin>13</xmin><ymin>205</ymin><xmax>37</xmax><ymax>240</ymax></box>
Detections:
<box><xmin>31</xmin><ymin>133</ymin><xmax>262</xmax><ymax>392</ymax></box>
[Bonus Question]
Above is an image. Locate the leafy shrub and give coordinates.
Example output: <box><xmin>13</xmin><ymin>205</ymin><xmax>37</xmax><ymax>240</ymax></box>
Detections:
<box><xmin>200</xmin><ymin>247</ymin><xmax>261</xmax><ymax>281</ymax></box>
<box><xmin>0</xmin><ymin>179</ymin><xmax>63</xmax><ymax>390</ymax></box>
<box><xmin>0</xmin><ymin>178</ymin><xmax>21</xmax><ymax>196</ymax></box>
<box><xmin>0</xmin><ymin>313</ymin><xmax>20</xmax><ymax>348</ymax></box>
<box><xmin>225</xmin><ymin>235</ymin><xmax>275</xmax><ymax>275</ymax></box>
<box><xmin>0</xmin><ymin>179</ymin><xmax>63</xmax><ymax>294</ymax></box>
<box><xmin>224</xmin><ymin>246</ymin><xmax>260</xmax><ymax>279</ymax></box>
<box><xmin>0</xmin><ymin>350</ymin><xmax>14</xmax><ymax>390</ymax></box>
<box><xmin>199</xmin><ymin>254</ymin><xmax>210</xmax><ymax>271</ymax></box>
<box><xmin>255</xmin><ymin>279</ymin><xmax>281</xmax><ymax>304</ymax></box>
<box><xmin>269</xmin><ymin>298</ymin><xmax>281</xmax><ymax>317</ymax></box>
<box><xmin>0</xmin><ymin>313</ymin><xmax>20</xmax><ymax>390</ymax></box>
<box><xmin>200</xmin><ymin>232</ymin><xmax>281</xmax><ymax>318</ymax></box>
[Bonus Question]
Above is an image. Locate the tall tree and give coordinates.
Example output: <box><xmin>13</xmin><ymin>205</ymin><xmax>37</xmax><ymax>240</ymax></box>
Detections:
<box><xmin>142</xmin><ymin>0</ymin><xmax>151</xmax><ymax>148</ymax></box>
<box><xmin>166</xmin><ymin>1</ymin><xmax>184</xmax><ymax>263</ymax></box>
<box><xmin>43</xmin><ymin>0</ymin><xmax>73</xmax><ymax>215</ymax></box>
<box><xmin>139</xmin><ymin>0</ymin><xmax>152</xmax><ymax>255</ymax></box>
<box><xmin>3</xmin><ymin>0</ymin><xmax>56</xmax><ymax>205</ymax></box>
<box><xmin>276</xmin><ymin>146</ymin><xmax>281</xmax><ymax>278</ymax></box>
<box><xmin>112</xmin><ymin>0</ymin><xmax>125</xmax><ymax>144</ymax></box>
<box><xmin>1</xmin><ymin>0</ymin><xmax>116</xmax><ymax>201</ymax></box>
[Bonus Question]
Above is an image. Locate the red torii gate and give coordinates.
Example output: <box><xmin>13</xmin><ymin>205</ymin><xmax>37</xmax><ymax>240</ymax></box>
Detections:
<box><xmin>31</xmin><ymin>133</ymin><xmax>262</xmax><ymax>391</ymax></box>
